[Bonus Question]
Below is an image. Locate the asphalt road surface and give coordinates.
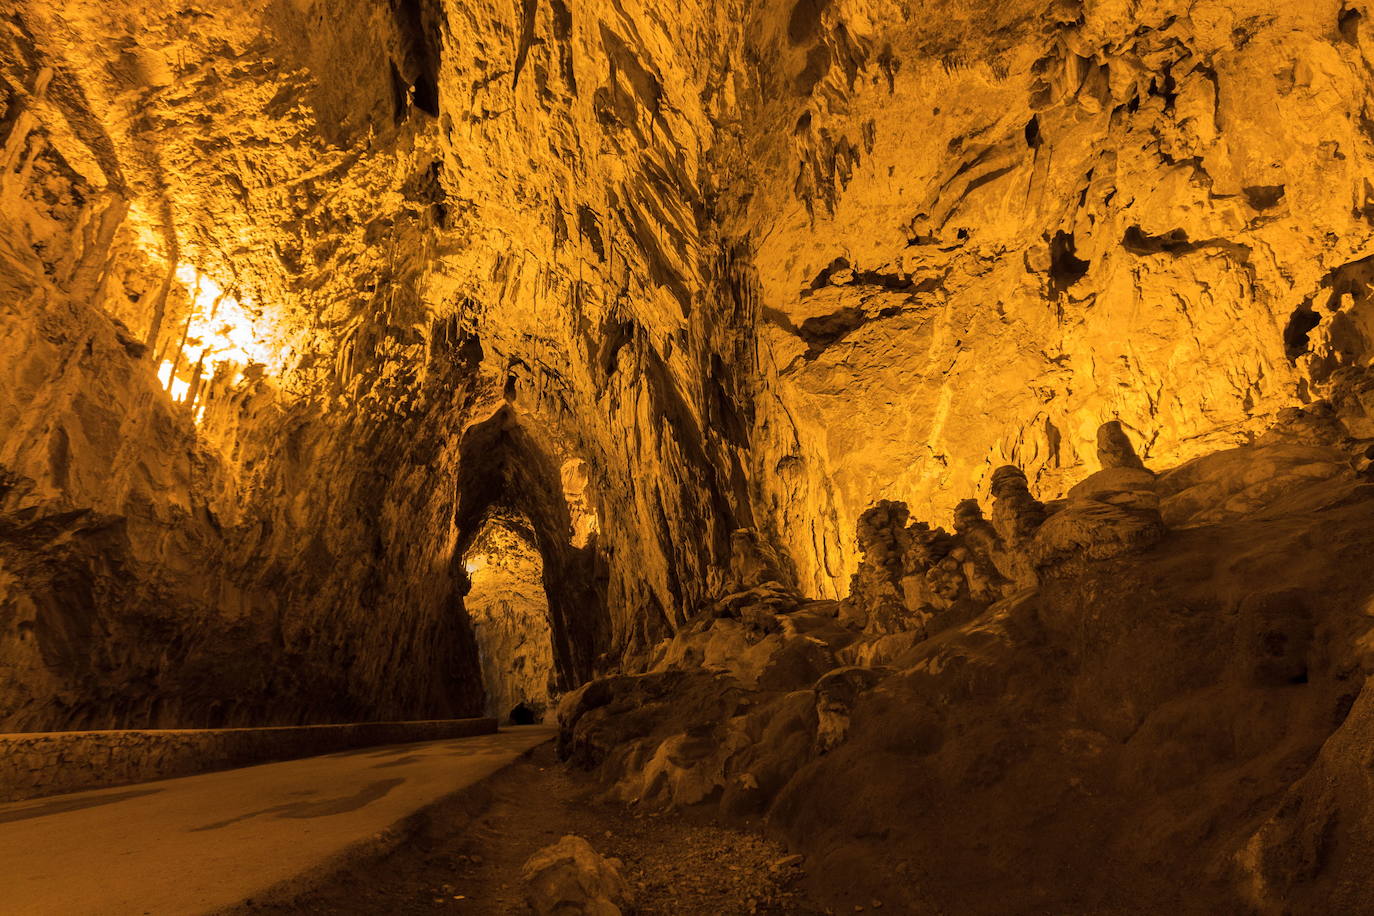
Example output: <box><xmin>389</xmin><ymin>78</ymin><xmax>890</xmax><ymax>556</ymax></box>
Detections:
<box><xmin>0</xmin><ymin>726</ymin><xmax>556</xmax><ymax>915</ymax></box>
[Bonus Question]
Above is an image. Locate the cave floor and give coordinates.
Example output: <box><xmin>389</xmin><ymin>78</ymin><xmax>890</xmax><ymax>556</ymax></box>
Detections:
<box><xmin>0</xmin><ymin>726</ymin><xmax>555</xmax><ymax>915</ymax></box>
<box><xmin>265</xmin><ymin>742</ymin><xmax>830</xmax><ymax>915</ymax></box>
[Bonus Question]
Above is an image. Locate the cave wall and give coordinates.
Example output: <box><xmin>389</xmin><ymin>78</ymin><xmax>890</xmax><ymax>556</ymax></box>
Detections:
<box><xmin>725</xmin><ymin>0</ymin><xmax>1374</xmax><ymax>595</ymax></box>
<box><xmin>5</xmin><ymin>0</ymin><xmax>1374</xmax><ymax>728</ymax></box>
<box><xmin>0</xmin><ymin>0</ymin><xmax>753</xmax><ymax>728</ymax></box>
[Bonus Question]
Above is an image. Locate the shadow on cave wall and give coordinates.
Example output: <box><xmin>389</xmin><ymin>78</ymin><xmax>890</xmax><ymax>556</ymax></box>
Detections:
<box><xmin>451</xmin><ymin>406</ymin><xmax>610</xmax><ymax>695</ymax></box>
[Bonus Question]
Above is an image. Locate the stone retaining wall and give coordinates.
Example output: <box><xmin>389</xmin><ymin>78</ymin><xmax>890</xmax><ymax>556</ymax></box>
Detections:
<box><xmin>0</xmin><ymin>718</ymin><xmax>498</xmax><ymax>803</ymax></box>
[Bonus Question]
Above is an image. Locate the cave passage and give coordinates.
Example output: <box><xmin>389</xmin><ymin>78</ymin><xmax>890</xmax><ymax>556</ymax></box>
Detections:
<box><xmin>452</xmin><ymin>405</ymin><xmax>610</xmax><ymax>695</ymax></box>
<box><xmin>8</xmin><ymin>2</ymin><xmax>1374</xmax><ymax>913</ymax></box>
<box><xmin>462</xmin><ymin>514</ymin><xmax>556</xmax><ymax>723</ymax></box>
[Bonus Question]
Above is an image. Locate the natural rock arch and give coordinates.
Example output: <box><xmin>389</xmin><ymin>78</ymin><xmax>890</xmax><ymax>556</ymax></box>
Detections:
<box><xmin>451</xmin><ymin>405</ymin><xmax>609</xmax><ymax>693</ymax></box>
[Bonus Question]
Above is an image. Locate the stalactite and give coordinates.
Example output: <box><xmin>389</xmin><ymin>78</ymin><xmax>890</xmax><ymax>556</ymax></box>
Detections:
<box><xmin>0</xmin><ymin>66</ymin><xmax>51</xmax><ymax>179</ymax></box>
<box><xmin>143</xmin><ymin>258</ymin><xmax>180</xmax><ymax>353</ymax></box>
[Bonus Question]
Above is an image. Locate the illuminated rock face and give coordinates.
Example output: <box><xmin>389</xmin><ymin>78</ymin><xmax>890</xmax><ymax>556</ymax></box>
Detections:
<box><xmin>733</xmin><ymin>0</ymin><xmax>1374</xmax><ymax>595</ymax></box>
<box><xmin>2</xmin><ymin>0</ymin><xmax>1373</xmax><ymax>733</ymax></box>
<box><xmin>462</xmin><ymin>518</ymin><xmax>557</xmax><ymax>722</ymax></box>
<box><xmin>0</xmin><ymin>0</ymin><xmax>745</xmax><ymax>727</ymax></box>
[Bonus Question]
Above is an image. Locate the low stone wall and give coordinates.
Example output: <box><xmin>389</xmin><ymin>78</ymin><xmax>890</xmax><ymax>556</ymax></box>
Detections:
<box><xmin>0</xmin><ymin>718</ymin><xmax>498</xmax><ymax>803</ymax></box>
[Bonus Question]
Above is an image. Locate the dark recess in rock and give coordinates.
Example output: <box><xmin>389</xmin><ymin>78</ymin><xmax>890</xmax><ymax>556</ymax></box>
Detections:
<box><xmin>1049</xmin><ymin>230</ymin><xmax>1090</xmax><ymax>292</ymax></box>
<box><xmin>798</xmin><ymin>306</ymin><xmax>866</xmax><ymax>352</ymax></box>
<box><xmin>1340</xmin><ymin>6</ymin><xmax>1363</xmax><ymax>44</ymax></box>
<box><xmin>1284</xmin><ymin>300</ymin><xmax>1323</xmax><ymax>360</ymax></box>
<box><xmin>1244</xmin><ymin>184</ymin><xmax>1287</xmax><ymax>210</ymax></box>
<box><xmin>390</xmin><ymin>0</ymin><xmax>443</xmax><ymax>116</ymax></box>
<box><xmin>787</xmin><ymin>0</ymin><xmax>829</xmax><ymax>46</ymax></box>
<box><xmin>796</xmin><ymin>44</ymin><xmax>831</xmax><ymax>96</ymax></box>
<box><xmin>1122</xmin><ymin>225</ymin><xmax>1194</xmax><ymax>255</ymax></box>
<box><xmin>454</xmin><ymin>407</ymin><xmax>609</xmax><ymax>690</ymax></box>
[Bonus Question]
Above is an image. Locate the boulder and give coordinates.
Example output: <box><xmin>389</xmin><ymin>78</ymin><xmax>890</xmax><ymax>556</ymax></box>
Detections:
<box><xmin>1031</xmin><ymin>452</ymin><xmax>1166</xmax><ymax>572</ymax></box>
<box><xmin>1097</xmin><ymin>419</ymin><xmax>1147</xmax><ymax>470</ymax></box>
<box><xmin>814</xmin><ymin>666</ymin><xmax>889</xmax><ymax>753</ymax></box>
<box><xmin>521</xmin><ymin>835</ymin><xmax>632</xmax><ymax>916</ymax></box>
<box><xmin>1030</xmin><ymin>498</ymin><xmax>1166</xmax><ymax>572</ymax></box>
<box><xmin>989</xmin><ymin>465</ymin><xmax>1047</xmax><ymax>587</ymax></box>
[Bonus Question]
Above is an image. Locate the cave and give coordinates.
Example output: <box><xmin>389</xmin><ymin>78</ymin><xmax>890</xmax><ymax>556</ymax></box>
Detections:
<box><xmin>3</xmin><ymin>2</ymin><xmax>1374</xmax><ymax>915</ymax></box>
<box><xmin>461</xmin><ymin>514</ymin><xmax>556</xmax><ymax>723</ymax></box>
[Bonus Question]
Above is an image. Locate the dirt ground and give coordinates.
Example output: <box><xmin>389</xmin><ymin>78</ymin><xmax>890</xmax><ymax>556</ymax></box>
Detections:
<box><xmin>251</xmin><ymin>741</ymin><xmax>844</xmax><ymax>915</ymax></box>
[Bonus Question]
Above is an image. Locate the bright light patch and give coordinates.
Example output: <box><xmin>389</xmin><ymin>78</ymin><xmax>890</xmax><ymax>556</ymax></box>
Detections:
<box><xmin>573</xmin><ymin>511</ymin><xmax>599</xmax><ymax>549</ymax></box>
<box><xmin>159</xmin><ymin>360</ymin><xmax>191</xmax><ymax>402</ymax></box>
<box><xmin>159</xmin><ymin>265</ymin><xmax>287</xmax><ymax>422</ymax></box>
<box><xmin>465</xmin><ymin>555</ymin><xmax>488</xmax><ymax>574</ymax></box>
<box><xmin>172</xmin><ymin>265</ymin><xmax>279</xmax><ymax>373</ymax></box>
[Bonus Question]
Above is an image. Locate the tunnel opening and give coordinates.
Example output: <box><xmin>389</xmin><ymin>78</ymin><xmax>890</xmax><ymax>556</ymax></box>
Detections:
<box><xmin>462</xmin><ymin>514</ymin><xmax>556</xmax><ymax>723</ymax></box>
<box><xmin>452</xmin><ymin>406</ymin><xmax>610</xmax><ymax>705</ymax></box>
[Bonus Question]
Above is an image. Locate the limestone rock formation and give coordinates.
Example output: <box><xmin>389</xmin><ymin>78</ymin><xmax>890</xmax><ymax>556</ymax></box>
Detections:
<box><xmin>521</xmin><ymin>835</ymin><xmax>632</xmax><ymax>916</ymax></box>
<box><xmin>1031</xmin><ymin>422</ymin><xmax>1166</xmax><ymax>571</ymax></box>
<box><xmin>4</xmin><ymin>0</ymin><xmax>1374</xmax><ymax>910</ymax></box>
<box><xmin>560</xmin><ymin>431</ymin><xmax>1374</xmax><ymax>912</ymax></box>
<box><xmin>1097</xmin><ymin>419</ymin><xmax>1147</xmax><ymax>471</ymax></box>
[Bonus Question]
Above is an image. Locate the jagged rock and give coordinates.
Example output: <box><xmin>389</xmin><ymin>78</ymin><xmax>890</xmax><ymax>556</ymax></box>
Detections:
<box><xmin>711</xmin><ymin>582</ymin><xmax>799</xmax><ymax>621</ymax></box>
<box><xmin>855</xmin><ymin>501</ymin><xmax>913</xmax><ymax>579</ymax></box>
<box><xmin>951</xmin><ymin>499</ymin><xmax>1012</xmax><ymax>602</ymax></box>
<box><xmin>1328</xmin><ymin>367</ymin><xmax>1374</xmax><ymax>439</ymax></box>
<box><xmin>726</xmin><ymin>528</ymin><xmax>793</xmax><ymax>594</ymax></box>
<box><xmin>1096</xmin><ymin>420</ymin><xmax>1147</xmax><ymax>471</ymax></box>
<box><xmin>989</xmin><ymin>466</ymin><xmax>1048</xmax><ymax>545</ymax></box>
<box><xmin>521</xmin><ymin>835</ymin><xmax>631</xmax><ymax>916</ymax></box>
<box><xmin>814</xmin><ymin>666</ymin><xmax>889</xmax><ymax>754</ymax></box>
<box><xmin>905</xmin><ymin>522</ymin><xmax>956</xmax><ymax>570</ymax></box>
<box><xmin>988</xmin><ymin>466</ymin><xmax>1047</xmax><ymax>588</ymax></box>
<box><xmin>842</xmin><ymin>500</ymin><xmax>918</xmax><ymax>631</ymax></box>
<box><xmin>7</xmin><ymin>2</ymin><xmax>1374</xmax><ymax>913</ymax></box>
<box><xmin>561</xmin><ymin>438</ymin><xmax>1374</xmax><ymax>914</ymax></box>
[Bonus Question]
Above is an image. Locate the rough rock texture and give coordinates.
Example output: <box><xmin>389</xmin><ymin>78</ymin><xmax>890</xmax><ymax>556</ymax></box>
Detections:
<box><xmin>520</xmin><ymin>834</ymin><xmax>632</xmax><ymax>916</ymax></box>
<box><xmin>6</xmin><ymin>0</ymin><xmax>1374</xmax><ymax>724</ymax></box>
<box><xmin>562</xmin><ymin>422</ymin><xmax>1374</xmax><ymax>912</ymax></box>
<box><xmin>463</xmin><ymin>517</ymin><xmax>556</xmax><ymax>721</ymax></box>
<box><xmin>1</xmin><ymin>0</ymin><xmax>751</xmax><ymax>728</ymax></box>
<box><xmin>6</xmin><ymin>0</ymin><xmax>1374</xmax><ymax>909</ymax></box>
<box><xmin>734</xmin><ymin>0</ymin><xmax>1374</xmax><ymax>595</ymax></box>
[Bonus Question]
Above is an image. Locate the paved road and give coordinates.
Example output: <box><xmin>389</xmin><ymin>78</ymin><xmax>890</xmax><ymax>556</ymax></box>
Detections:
<box><xmin>0</xmin><ymin>725</ymin><xmax>556</xmax><ymax>915</ymax></box>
